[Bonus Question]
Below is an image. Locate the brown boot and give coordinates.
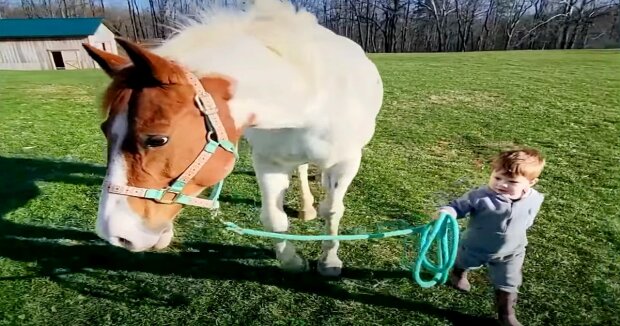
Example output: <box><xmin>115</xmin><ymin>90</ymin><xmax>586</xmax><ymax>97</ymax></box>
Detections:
<box><xmin>495</xmin><ymin>290</ymin><xmax>523</xmax><ymax>326</ymax></box>
<box><xmin>449</xmin><ymin>267</ymin><xmax>471</xmax><ymax>292</ymax></box>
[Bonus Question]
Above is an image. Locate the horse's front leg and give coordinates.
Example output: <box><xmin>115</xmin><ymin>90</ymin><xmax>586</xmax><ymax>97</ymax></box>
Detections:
<box><xmin>296</xmin><ymin>163</ymin><xmax>317</xmax><ymax>221</ymax></box>
<box><xmin>317</xmin><ymin>153</ymin><xmax>362</xmax><ymax>277</ymax></box>
<box><xmin>253</xmin><ymin>156</ymin><xmax>308</xmax><ymax>272</ymax></box>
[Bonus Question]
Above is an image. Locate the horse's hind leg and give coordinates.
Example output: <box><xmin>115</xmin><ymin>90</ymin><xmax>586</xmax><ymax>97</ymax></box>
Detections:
<box><xmin>317</xmin><ymin>152</ymin><xmax>362</xmax><ymax>277</ymax></box>
<box><xmin>297</xmin><ymin>164</ymin><xmax>317</xmax><ymax>221</ymax></box>
<box><xmin>253</xmin><ymin>156</ymin><xmax>308</xmax><ymax>272</ymax></box>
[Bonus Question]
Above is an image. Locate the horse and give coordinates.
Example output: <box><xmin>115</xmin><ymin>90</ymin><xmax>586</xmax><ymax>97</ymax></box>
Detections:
<box><xmin>83</xmin><ymin>0</ymin><xmax>383</xmax><ymax>276</ymax></box>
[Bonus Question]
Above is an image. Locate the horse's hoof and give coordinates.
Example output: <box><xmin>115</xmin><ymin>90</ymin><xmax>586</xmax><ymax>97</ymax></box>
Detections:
<box><xmin>298</xmin><ymin>208</ymin><xmax>317</xmax><ymax>221</ymax></box>
<box><xmin>281</xmin><ymin>256</ymin><xmax>309</xmax><ymax>273</ymax></box>
<box><xmin>318</xmin><ymin>259</ymin><xmax>343</xmax><ymax>277</ymax></box>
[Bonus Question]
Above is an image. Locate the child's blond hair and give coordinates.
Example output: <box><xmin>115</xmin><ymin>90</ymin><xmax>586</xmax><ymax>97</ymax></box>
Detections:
<box><xmin>491</xmin><ymin>148</ymin><xmax>545</xmax><ymax>180</ymax></box>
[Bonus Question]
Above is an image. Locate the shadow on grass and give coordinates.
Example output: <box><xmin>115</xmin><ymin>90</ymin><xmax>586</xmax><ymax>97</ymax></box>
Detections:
<box><xmin>0</xmin><ymin>155</ymin><xmax>493</xmax><ymax>325</ymax></box>
<box><xmin>0</xmin><ymin>155</ymin><xmax>103</xmax><ymax>241</ymax></box>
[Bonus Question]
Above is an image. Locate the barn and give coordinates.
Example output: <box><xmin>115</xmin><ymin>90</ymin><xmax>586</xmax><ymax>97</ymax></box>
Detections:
<box><xmin>0</xmin><ymin>17</ymin><xmax>118</xmax><ymax>70</ymax></box>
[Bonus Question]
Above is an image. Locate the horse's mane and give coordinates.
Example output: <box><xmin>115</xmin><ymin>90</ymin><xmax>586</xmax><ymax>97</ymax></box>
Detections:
<box><xmin>154</xmin><ymin>0</ymin><xmax>321</xmax><ymax>75</ymax></box>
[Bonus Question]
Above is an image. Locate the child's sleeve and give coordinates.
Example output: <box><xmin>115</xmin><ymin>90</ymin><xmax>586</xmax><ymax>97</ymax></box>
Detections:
<box><xmin>526</xmin><ymin>192</ymin><xmax>545</xmax><ymax>229</ymax></box>
<box><xmin>439</xmin><ymin>189</ymin><xmax>478</xmax><ymax>219</ymax></box>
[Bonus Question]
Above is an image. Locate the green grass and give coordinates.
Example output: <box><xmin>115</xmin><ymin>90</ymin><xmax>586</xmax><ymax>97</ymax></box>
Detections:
<box><xmin>1</xmin><ymin>49</ymin><xmax>619</xmax><ymax>325</ymax></box>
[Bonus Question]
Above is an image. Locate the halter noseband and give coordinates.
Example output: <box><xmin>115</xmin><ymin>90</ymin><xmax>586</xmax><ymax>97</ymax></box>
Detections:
<box><xmin>104</xmin><ymin>69</ymin><xmax>237</xmax><ymax>209</ymax></box>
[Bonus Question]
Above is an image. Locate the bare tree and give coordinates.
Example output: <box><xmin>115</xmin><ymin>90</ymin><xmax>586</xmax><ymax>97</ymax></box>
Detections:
<box><xmin>502</xmin><ymin>0</ymin><xmax>534</xmax><ymax>49</ymax></box>
<box><xmin>419</xmin><ymin>0</ymin><xmax>454</xmax><ymax>51</ymax></box>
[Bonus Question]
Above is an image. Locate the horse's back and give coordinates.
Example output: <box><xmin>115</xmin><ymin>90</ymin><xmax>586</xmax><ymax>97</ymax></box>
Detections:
<box><xmin>243</xmin><ymin>2</ymin><xmax>383</xmax><ymax>164</ymax></box>
<box><xmin>308</xmin><ymin>30</ymin><xmax>384</xmax><ymax>151</ymax></box>
<box><xmin>247</xmin><ymin>0</ymin><xmax>383</xmax><ymax>121</ymax></box>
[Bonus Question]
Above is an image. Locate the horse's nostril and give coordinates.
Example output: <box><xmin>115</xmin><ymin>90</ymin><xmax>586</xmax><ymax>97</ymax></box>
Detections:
<box><xmin>114</xmin><ymin>237</ymin><xmax>134</xmax><ymax>250</ymax></box>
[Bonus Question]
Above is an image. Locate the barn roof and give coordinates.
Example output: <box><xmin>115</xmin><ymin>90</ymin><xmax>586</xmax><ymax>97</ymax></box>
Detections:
<box><xmin>0</xmin><ymin>17</ymin><xmax>104</xmax><ymax>39</ymax></box>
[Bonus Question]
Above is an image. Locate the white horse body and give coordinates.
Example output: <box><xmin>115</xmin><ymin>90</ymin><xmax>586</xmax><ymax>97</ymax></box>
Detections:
<box><xmin>154</xmin><ymin>0</ymin><xmax>383</xmax><ymax>274</ymax></box>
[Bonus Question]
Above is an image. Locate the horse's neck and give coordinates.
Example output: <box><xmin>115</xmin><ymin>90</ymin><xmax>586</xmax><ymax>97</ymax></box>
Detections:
<box><xmin>157</xmin><ymin>40</ymin><xmax>316</xmax><ymax>131</ymax></box>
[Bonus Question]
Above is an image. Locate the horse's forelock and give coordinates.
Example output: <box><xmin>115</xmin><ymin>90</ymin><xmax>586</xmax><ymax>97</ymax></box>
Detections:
<box><xmin>102</xmin><ymin>63</ymin><xmax>189</xmax><ymax>119</ymax></box>
<box><xmin>102</xmin><ymin>78</ymin><xmax>131</xmax><ymax>119</ymax></box>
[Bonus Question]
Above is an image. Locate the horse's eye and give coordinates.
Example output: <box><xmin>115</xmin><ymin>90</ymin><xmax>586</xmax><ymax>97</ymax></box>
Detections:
<box><xmin>145</xmin><ymin>135</ymin><xmax>169</xmax><ymax>148</ymax></box>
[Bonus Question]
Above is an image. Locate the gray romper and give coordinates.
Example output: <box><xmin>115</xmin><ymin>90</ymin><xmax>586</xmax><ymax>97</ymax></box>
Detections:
<box><xmin>441</xmin><ymin>186</ymin><xmax>544</xmax><ymax>293</ymax></box>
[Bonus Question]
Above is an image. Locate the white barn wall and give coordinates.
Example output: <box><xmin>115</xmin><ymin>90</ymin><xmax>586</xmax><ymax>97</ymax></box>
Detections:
<box><xmin>87</xmin><ymin>24</ymin><xmax>118</xmax><ymax>56</ymax></box>
<box><xmin>0</xmin><ymin>37</ymin><xmax>88</xmax><ymax>70</ymax></box>
<box><xmin>0</xmin><ymin>24</ymin><xmax>117</xmax><ymax>71</ymax></box>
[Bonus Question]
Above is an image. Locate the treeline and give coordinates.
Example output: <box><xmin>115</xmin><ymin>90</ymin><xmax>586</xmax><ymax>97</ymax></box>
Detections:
<box><xmin>1</xmin><ymin>0</ymin><xmax>618</xmax><ymax>51</ymax></box>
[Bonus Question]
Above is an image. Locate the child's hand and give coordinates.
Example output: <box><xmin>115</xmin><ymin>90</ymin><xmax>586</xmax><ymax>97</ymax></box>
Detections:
<box><xmin>432</xmin><ymin>209</ymin><xmax>454</xmax><ymax>220</ymax></box>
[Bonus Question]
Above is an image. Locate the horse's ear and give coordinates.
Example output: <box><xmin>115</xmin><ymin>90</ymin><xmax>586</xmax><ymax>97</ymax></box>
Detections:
<box><xmin>115</xmin><ymin>37</ymin><xmax>183</xmax><ymax>84</ymax></box>
<box><xmin>82</xmin><ymin>43</ymin><xmax>129</xmax><ymax>77</ymax></box>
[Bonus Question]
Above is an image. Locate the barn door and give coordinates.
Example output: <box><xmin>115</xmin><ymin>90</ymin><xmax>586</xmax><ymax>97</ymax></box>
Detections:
<box><xmin>50</xmin><ymin>51</ymin><xmax>65</xmax><ymax>69</ymax></box>
<box><xmin>61</xmin><ymin>50</ymin><xmax>81</xmax><ymax>70</ymax></box>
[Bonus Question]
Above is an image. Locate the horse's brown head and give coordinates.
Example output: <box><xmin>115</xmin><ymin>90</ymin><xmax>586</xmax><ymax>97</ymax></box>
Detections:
<box><xmin>84</xmin><ymin>38</ymin><xmax>246</xmax><ymax>251</ymax></box>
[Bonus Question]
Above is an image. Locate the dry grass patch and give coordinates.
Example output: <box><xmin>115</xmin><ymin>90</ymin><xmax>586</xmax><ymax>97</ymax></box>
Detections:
<box><xmin>427</xmin><ymin>90</ymin><xmax>500</xmax><ymax>107</ymax></box>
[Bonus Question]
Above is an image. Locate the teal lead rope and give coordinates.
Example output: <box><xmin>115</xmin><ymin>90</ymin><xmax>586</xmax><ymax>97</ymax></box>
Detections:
<box><xmin>223</xmin><ymin>213</ymin><xmax>459</xmax><ymax>288</ymax></box>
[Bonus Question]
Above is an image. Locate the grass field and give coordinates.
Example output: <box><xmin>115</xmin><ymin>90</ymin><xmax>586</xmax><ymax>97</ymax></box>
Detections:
<box><xmin>1</xmin><ymin>50</ymin><xmax>619</xmax><ymax>325</ymax></box>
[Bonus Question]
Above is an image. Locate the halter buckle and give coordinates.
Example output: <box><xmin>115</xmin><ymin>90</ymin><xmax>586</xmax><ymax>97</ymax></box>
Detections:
<box><xmin>155</xmin><ymin>187</ymin><xmax>182</xmax><ymax>204</ymax></box>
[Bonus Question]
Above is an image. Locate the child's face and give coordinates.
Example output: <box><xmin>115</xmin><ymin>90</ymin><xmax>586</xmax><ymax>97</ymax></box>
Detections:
<box><xmin>488</xmin><ymin>170</ymin><xmax>537</xmax><ymax>200</ymax></box>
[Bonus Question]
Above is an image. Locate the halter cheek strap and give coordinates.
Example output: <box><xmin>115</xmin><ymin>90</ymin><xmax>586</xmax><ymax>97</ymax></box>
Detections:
<box><xmin>104</xmin><ymin>70</ymin><xmax>237</xmax><ymax>209</ymax></box>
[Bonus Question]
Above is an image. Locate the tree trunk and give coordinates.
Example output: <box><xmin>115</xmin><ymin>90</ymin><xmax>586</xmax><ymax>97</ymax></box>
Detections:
<box><xmin>455</xmin><ymin>0</ymin><xmax>467</xmax><ymax>51</ymax></box>
<box><xmin>478</xmin><ymin>0</ymin><xmax>494</xmax><ymax>50</ymax></box>
<box><xmin>127</xmin><ymin>0</ymin><xmax>139</xmax><ymax>41</ymax></box>
<box><xmin>61</xmin><ymin>0</ymin><xmax>68</xmax><ymax>17</ymax></box>
<box><xmin>149</xmin><ymin>0</ymin><xmax>160</xmax><ymax>39</ymax></box>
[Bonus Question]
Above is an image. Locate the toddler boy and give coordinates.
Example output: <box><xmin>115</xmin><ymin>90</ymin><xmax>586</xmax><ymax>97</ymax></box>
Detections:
<box><xmin>435</xmin><ymin>148</ymin><xmax>546</xmax><ymax>326</ymax></box>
